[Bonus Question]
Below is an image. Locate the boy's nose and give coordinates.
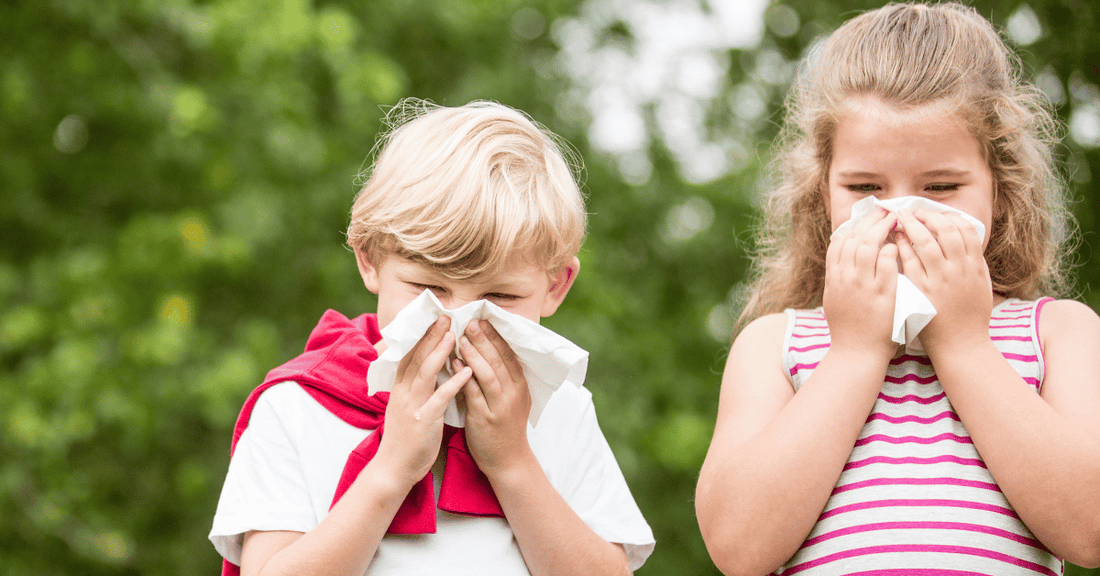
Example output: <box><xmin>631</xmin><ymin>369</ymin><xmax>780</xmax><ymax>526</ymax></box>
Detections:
<box><xmin>440</xmin><ymin>296</ymin><xmax>474</xmax><ymax>310</ymax></box>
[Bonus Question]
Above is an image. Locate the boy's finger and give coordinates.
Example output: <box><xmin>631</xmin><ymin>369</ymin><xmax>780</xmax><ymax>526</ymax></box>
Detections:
<box><xmin>461</xmin><ymin>377</ymin><xmax>490</xmax><ymax>416</ymax></box>
<box><xmin>408</xmin><ymin>330</ymin><xmax>456</xmax><ymax>397</ymax></box>
<box><xmin>418</xmin><ymin>366</ymin><xmax>472</xmax><ymax>421</ymax></box>
<box><xmin>396</xmin><ymin>316</ymin><xmax>451</xmax><ymax>384</ymax></box>
<box><xmin>459</xmin><ymin>334</ymin><xmax>503</xmax><ymax>405</ymax></box>
<box><xmin>470</xmin><ymin>321</ymin><xmax>523</xmax><ymax>384</ymax></box>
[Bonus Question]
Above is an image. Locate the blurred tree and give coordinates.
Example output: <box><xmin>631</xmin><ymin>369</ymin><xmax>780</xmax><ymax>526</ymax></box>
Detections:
<box><xmin>0</xmin><ymin>0</ymin><xmax>1096</xmax><ymax>575</ymax></box>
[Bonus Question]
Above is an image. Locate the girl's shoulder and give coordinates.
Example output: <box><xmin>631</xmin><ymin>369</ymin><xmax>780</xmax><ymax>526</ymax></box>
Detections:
<box><xmin>1038</xmin><ymin>299</ymin><xmax>1100</xmax><ymax>335</ymax></box>
<box><xmin>732</xmin><ymin>312</ymin><xmax>792</xmax><ymax>348</ymax></box>
<box><xmin>1037</xmin><ymin>298</ymin><xmax>1100</xmax><ymax>352</ymax></box>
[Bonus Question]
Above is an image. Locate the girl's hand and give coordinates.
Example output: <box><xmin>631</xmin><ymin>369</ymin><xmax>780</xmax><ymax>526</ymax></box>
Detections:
<box><xmin>454</xmin><ymin>320</ymin><xmax>534</xmax><ymax>478</ymax></box>
<box><xmin>823</xmin><ymin>207</ymin><xmax>900</xmax><ymax>360</ymax></box>
<box><xmin>374</xmin><ymin>316</ymin><xmax>472</xmax><ymax>487</ymax></box>
<box><xmin>895</xmin><ymin>208</ymin><xmax>993</xmax><ymax>353</ymax></box>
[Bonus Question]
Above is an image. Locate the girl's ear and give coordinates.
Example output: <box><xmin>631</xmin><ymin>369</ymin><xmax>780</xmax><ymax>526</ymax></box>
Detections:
<box><xmin>354</xmin><ymin>248</ymin><xmax>382</xmax><ymax>294</ymax></box>
<box><xmin>540</xmin><ymin>256</ymin><xmax>581</xmax><ymax>318</ymax></box>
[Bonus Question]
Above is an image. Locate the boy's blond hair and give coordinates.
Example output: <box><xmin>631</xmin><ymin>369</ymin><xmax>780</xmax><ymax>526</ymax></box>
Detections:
<box><xmin>347</xmin><ymin>100</ymin><xmax>586</xmax><ymax>279</ymax></box>
<box><xmin>739</xmin><ymin>2</ymin><xmax>1073</xmax><ymax>329</ymax></box>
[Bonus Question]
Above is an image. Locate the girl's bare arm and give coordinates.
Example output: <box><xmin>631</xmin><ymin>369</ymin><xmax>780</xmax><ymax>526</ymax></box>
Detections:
<box><xmin>926</xmin><ymin>299</ymin><xmax>1100</xmax><ymax>568</ymax></box>
<box><xmin>897</xmin><ymin>209</ymin><xmax>1100</xmax><ymax>568</ymax></box>
<box><xmin>697</xmin><ymin>209</ymin><xmax>900</xmax><ymax>576</ymax></box>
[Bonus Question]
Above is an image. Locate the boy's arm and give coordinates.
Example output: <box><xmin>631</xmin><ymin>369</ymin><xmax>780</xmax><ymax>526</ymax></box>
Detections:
<box><xmin>457</xmin><ymin>320</ymin><xmax>632</xmax><ymax>576</ymax></box>
<box><xmin>239</xmin><ymin>317</ymin><xmax>472</xmax><ymax>576</ymax></box>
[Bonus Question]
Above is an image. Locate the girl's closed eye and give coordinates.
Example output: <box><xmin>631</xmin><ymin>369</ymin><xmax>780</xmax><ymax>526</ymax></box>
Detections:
<box><xmin>845</xmin><ymin>183</ymin><xmax>881</xmax><ymax>193</ymax></box>
<box><xmin>485</xmin><ymin>292</ymin><xmax>521</xmax><ymax>302</ymax></box>
<box><xmin>926</xmin><ymin>183</ymin><xmax>961</xmax><ymax>193</ymax></box>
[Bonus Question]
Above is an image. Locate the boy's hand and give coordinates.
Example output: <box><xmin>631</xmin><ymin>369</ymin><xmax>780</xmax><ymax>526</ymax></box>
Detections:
<box><xmin>895</xmin><ymin>208</ymin><xmax>992</xmax><ymax>353</ymax></box>
<box><xmin>374</xmin><ymin>316</ymin><xmax>472</xmax><ymax>488</ymax></box>
<box><xmin>823</xmin><ymin>207</ymin><xmax>899</xmax><ymax>360</ymax></box>
<box><xmin>455</xmin><ymin>320</ymin><xmax>534</xmax><ymax>478</ymax></box>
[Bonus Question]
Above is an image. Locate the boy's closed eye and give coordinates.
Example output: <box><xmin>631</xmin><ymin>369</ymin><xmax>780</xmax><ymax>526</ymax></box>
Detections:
<box><xmin>411</xmin><ymin>282</ymin><xmax>447</xmax><ymax>294</ymax></box>
<box><xmin>409</xmin><ymin>282</ymin><xmax>520</xmax><ymax>303</ymax></box>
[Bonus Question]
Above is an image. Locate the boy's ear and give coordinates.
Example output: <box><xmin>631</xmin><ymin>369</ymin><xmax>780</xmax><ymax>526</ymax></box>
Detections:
<box><xmin>354</xmin><ymin>248</ymin><xmax>382</xmax><ymax>294</ymax></box>
<box><xmin>540</xmin><ymin>256</ymin><xmax>581</xmax><ymax>318</ymax></box>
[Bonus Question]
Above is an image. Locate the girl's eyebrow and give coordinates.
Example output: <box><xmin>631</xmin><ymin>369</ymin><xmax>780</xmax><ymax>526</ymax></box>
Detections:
<box><xmin>835</xmin><ymin>170</ymin><xmax>881</xmax><ymax>179</ymax></box>
<box><xmin>920</xmin><ymin>168</ymin><xmax>971</xmax><ymax>178</ymax></box>
<box><xmin>834</xmin><ymin>168</ymin><xmax>972</xmax><ymax>179</ymax></box>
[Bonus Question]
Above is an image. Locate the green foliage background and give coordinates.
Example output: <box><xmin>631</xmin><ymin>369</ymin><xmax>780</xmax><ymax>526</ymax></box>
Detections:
<box><xmin>1</xmin><ymin>0</ymin><xmax>1097</xmax><ymax>574</ymax></box>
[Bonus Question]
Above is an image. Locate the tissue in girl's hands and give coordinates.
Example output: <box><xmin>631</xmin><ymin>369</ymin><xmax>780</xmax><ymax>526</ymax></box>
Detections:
<box><xmin>365</xmin><ymin>290</ymin><xmax>589</xmax><ymax>428</ymax></box>
<box><xmin>831</xmin><ymin>196</ymin><xmax>986</xmax><ymax>354</ymax></box>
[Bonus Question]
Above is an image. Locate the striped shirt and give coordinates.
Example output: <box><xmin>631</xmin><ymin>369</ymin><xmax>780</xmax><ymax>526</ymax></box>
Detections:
<box><xmin>778</xmin><ymin>298</ymin><xmax>1062</xmax><ymax>575</ymax></box>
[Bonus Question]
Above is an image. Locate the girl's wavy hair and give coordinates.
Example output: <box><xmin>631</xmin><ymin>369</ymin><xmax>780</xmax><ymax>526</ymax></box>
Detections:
<box><xmin>347</xmin><ymin>99</ymin><xmax>587</xmax><ymax>279</ymax></box>
<box><xmin>738</xmin><ymin>2</ymin><xmax>1073</xmax><ymax>329</ymax></box>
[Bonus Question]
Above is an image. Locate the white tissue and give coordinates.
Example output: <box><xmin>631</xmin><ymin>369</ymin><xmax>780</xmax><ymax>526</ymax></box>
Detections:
<box><xmin>831</xmin><ymin>196</ymin><xmax>986</xmax><ymax>354</ymax></box>
<box><xmin>366</xmin><ymin>290</ymin><xmax>589</xmax><ymax>428</ymax></box>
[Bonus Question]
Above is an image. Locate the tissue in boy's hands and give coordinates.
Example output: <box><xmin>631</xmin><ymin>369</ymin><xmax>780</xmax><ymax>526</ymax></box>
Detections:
<box><xmin>365</xmin><ymin>290</ymin><xmax>589</xmax><ymax>428</ymax></box>
<box><xmin>831</xmin><ymin>196</ymin><xmax>986</xmax><ymax>354</ymax></box>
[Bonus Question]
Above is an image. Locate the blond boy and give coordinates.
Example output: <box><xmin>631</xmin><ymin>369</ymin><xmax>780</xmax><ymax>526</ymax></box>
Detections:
<box><xmin>210</xmin><ymin>100</ymin><xmax>654</xmax><ymax>576</ymax></box>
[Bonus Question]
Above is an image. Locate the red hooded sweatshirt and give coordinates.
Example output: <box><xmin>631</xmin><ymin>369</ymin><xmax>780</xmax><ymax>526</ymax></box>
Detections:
<box><xmin>221</xmin><ymin>310</ymin><xmax>503</xmax><ymax>576</ymax></box>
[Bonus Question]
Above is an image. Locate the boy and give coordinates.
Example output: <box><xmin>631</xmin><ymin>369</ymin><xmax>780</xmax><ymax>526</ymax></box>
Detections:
<box><xmin>209</xmin><ymin>100</ymin><xmax>655</xmax><ymax>576</ymax></box>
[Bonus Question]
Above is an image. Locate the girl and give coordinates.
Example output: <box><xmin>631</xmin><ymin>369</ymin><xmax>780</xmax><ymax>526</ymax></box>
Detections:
<box><xmin>695</xmin><ymin>3</ymin><xmax>1100</xmax><ymax>575</ymax></box>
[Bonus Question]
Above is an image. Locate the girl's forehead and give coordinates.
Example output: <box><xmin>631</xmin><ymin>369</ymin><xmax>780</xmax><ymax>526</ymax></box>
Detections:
<box><xmin>838</xmin><ymin>96</ymin><xmax>965</xmax><ymax>129</ymax></box>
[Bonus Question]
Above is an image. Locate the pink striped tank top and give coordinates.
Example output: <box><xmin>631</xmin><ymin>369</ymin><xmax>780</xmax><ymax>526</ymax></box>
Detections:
<box><xmin>778</xmin><ymin>298</ymin><xmax>1062</xmax><ymax>575</ymax></box>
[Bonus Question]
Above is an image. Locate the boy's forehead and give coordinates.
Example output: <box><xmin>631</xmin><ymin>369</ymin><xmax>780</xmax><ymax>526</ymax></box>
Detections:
<box><xmin>384</xmin><ymin>251</ymin><xmax>554</xmax><ymax>282</ymax></box>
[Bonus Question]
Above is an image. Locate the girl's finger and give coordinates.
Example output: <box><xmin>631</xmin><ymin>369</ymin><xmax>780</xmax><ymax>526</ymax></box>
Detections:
<box><xmin>851</xmin><ymin>210</ymin><xmax>898</xmax><ymax>270</ymax></box>
<box><xmin>896</xmin><ymin>209</ymin><xmax>943</xmax><ymax>262</ymax></box>
<box><xmin>895</xmin><ymin>231</ymin><xmax>925</xmax><ymax>279</ymax></box>
<box><xmin>914</xmin><ymin>209</ymin><xmax>966</xmax><ymax>260</ymax></box>
<box><xmin>947</xmin><ymin>212</ymin><xmax>984</xmax><ymax>255</ymax></box>
<box><xmin>826</xmin><ymin>228</ymin><xmax>849</xmax><ymax>269</ymax></box>
<box><xmin>876</xmin><ymin>242</ymin><xmax>899</xmax><ymax>283</ymax></box>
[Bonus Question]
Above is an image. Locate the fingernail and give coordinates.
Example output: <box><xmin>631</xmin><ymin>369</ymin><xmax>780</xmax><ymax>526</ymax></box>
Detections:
<box><xmin>467</xmin><ymin>321</ymin><xmax>480</xmax><ymax>334</ymax></box>
<box><xmin>460</xmin><ymin>336</ymin><xmax>471</xmax><ymax>348</ymax></box>
<box><xmin>436</xmin><ymin>316</ymin><xmax>448</xmax><ymax>327</ymax></box>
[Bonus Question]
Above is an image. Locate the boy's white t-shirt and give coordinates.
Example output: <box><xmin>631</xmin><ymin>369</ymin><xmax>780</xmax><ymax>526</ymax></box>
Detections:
<box><xmin>210</xmin><ymin>380</ymin><xmax>655</xmax><ymax>574</ymax></box>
